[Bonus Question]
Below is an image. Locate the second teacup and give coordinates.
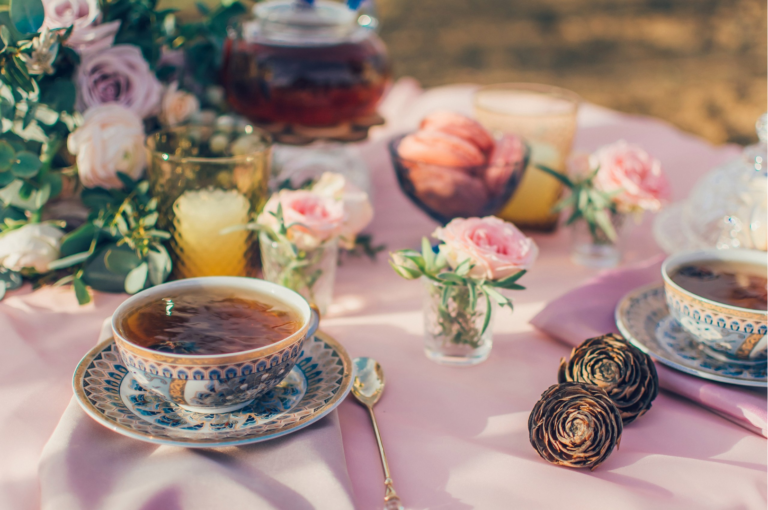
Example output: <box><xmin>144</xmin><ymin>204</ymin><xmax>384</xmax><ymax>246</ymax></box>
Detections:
<box><xmin>662</xmin><ymin>249</ymin><xmax>767</xmax><ymax>361</ymax></box>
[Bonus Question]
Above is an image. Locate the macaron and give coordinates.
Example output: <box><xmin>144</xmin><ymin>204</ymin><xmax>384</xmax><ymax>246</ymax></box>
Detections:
<box><xmin>484</xmin><ymin>134</ymin><xmax>525</xmax><ymax>195</ymax></box>
<box><xmin>408</xmin><ymin>162</ymin><xmax>489</xmax><ymax>217</ymax></box>
<box><xmin>398</xmin><ymin>131</ymin><xmax>486</xmax><ymax>168</ymax></box>
<box><xmin>420</xmin><ymin>111</ymin><xmax>496</xmax><ymax>154</ymax></box>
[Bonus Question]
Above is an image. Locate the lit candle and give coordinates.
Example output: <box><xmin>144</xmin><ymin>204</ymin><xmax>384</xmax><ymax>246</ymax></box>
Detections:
<box><xmin>172</xmin><ymin>188</ymin><xmax>251</xmax><ymax>278</ymax></box>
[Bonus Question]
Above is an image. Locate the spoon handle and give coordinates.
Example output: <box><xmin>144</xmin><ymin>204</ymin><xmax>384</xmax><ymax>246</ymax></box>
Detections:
<box><xmin>367</xmin><ymin>406</ymin><xmax>404</xmax><ymax>510</ymax></box>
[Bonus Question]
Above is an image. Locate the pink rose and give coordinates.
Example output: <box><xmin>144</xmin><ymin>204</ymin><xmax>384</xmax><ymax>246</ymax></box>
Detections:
<box><xmin>311</xmin><ymin>172</ymin><xmax>373</xmax><ymax>248</ymax></box>
<box><xmin>160</xmin><ymin>82</ymin><xmax>200</xmax><ymax>127</ymax></box>
<box><xmin>43</xmin><ymin>0</ymin><xmax>120</xmax><ymax>54</ymax></box>
<box><xmin>591</xmin><ymin>140</ymin><xmax>670</xmax><ymax>212</ymax></box>
<box><xmin>434</xmin><ymin>216</ymin><xmax>538</xmax><ymax>280</ymax></box>
<box><xmin>258</xmin><ymin>190</ymin><xmax>345</xmax><ymax>250</ymax></box>
<box><xmin>67</xmin><ymin>104</ymin><xmax>146</xmax><ymax>189</ymax></box>
<box><xmin>76</xmin><ymin>45</ymin><xmax>162</xmax><ymax>119</ymax></box>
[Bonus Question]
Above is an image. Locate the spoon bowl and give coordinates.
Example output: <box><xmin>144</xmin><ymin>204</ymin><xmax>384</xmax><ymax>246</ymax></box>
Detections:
<box><xmin>352</xmin><ymin>357</ymin><xmax>386</xmax><ymax>407</ymax></box>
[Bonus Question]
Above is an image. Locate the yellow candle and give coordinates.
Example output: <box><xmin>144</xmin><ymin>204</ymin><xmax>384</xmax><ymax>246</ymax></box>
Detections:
<box><xmin>172</xmin><ymin>188</ymin><xmax>251</xmax><ymax>278</ymax></box>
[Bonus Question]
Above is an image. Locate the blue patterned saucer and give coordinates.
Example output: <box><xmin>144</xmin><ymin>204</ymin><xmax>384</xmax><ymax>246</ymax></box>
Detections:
<box><xmin>73</xmin><ymin>332</ymin><xmax>353</xmax><ymax>447</ymax></box>
<box><xmin>616</xmin><ymin>283</ymin><xmax>767</xmax><ymax>388</ymax></box>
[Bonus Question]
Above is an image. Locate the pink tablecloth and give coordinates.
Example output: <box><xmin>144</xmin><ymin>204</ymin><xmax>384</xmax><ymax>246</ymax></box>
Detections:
<box><xmin>1</xmin><ymin>79</ymin><xmax>765</xmax><ymax>509</ymax></box>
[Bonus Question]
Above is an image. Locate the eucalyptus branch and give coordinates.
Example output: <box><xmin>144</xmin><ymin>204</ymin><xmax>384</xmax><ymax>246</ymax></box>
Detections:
<box><xmin>537</xmin><ymin>164</ymin><xmax>620</xmax><ymax>243</ymax></box>
<box><xmin>390</xmin><ymin>238</ymin><xmax>526</xmax><ymax>341</ymax></box>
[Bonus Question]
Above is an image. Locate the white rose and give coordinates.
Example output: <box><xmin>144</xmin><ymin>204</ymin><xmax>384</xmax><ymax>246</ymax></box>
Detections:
<box><xmin>312</xmin><ymin>172</ymin><xmax>373</xmax><ymax>248</ymax></box>
<box><xmin>160</xmin><ymin>82</ymin><xmax>200</xmax><ymax>127</ymax></box>
<box><xmin>0</xmin><ymin>223</ymin><xmax>64</xmax><ymax>272</ymax></box>
<box><xmin>42</xmin><ymin>0</ymin><xmax>120</xmax><ymax>54</ymax></box>
<box><xmin>68</xmin><ymin>104</ymin><xmax>146</xmax><ymax>189</ymax></box>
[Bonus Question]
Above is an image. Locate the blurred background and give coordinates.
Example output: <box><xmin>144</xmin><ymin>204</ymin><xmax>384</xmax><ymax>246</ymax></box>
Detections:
<box><xmin>375</xmin><ymin>0</ymin><xmax>766</xmax><ymax>145</ymax></box>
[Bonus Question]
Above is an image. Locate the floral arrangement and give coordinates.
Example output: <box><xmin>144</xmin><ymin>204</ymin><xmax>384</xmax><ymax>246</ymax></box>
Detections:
<box><xmin>539</xmin><ymin>140</ymin><xmax>670</xmax><ymax>243</ymax></box>
<box><xmin>246</xmin><ymin>172</ymin><xmax>374</xmax><ymax>312</ymax></box>
<box><xmin>390</xmin><ymin>216</ymin><xmax>538</xmax><ymax>348</ymax></box>
<box><xmin>0</xmin><ymin>0</ymin><xmax>245</xmax><ymax>302</ymax></box>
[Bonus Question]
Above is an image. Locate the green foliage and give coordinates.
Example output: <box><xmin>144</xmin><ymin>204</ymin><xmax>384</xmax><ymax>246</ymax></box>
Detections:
<box><xmin>47</xmin><ymin>174</ymin><xmax>173</xmax><ymax>303</ymax></box>
<box><xmin>537</xmin><ymin>164</ymin><xmax>621</xmax><ymax>244</ymax></box>
<box><xmin>10</xmin><ymin>0</ymin><xmax>44</xmax><ymax>35</ymax></box>
<box><xmin>390</xmin><ymin>238</ymin><xmax>527</xmax><ymax>340</ymax></box>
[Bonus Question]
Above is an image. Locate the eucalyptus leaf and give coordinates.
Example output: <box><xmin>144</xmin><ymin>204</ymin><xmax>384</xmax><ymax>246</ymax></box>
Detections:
<box><xmin>124</xmin><ymin>262</ymin><xmax>148</xmax><ymax>294</ymax></box>
<box><xmin>536</xmin><ymin>164</ymin><xmax>574</xmax><ymax>187</ymax></box>
<box><xmin>80</xmin><ymin>187</ymin><xmax>113</xmax><ymax>210</ymax></box>
<box><xmin>437</xmin><ymin>272</ymin><xmax>465</xmax><ymax>285</ymax></box>
<box><xmin>82</xmin><ymin>245</ymin><xmax>130</xmax><ymax>293</ymax></box>
<box><xmin>0</xmin><ymin>170</ymin><xmax>14</xmax><ymax>187</ymax></box>
<box><xmin>47</xmin><ymin>250</ymin><xmax>91</xmax><ymax>270</ymax></box>
<box><xmin>146</xmin><ymin>244</ymin><xmax>171</xmax><ymax>286</ymax></box>
<box><xmin>73</xmin><ymin>275</ymin><xmax>91</xmax><ymax>305</ymax></box>
<box><xmin>0</xmin><ymin>267</ymin><xmax>22</xmax><ymax>290</ymax></box>
<box><xmin>421</xmin><ymin>237</ymin><xmax>434</xmax><ymax>271</ymax></box>
<box><xmin>60</xmin><ymin>222</ymin><xmax>98</xmax><ymax>257</ymax></box>
<box><xmin>10</xmin><ymin>0</ymin><xmax>44</xmax><ymax>34</ymax></box>
<box><xmin>0</xmin><ymin>141</ymin><xmax>14</xmax><ymax>171</ymax></box>
<box><xmin>104</xmin><ymin>245</ymin><xmax>141</xmax><ymax>274</ymax></box>
<box><xmin>480</xmin><ymin>291</ymin><xmax>492</xmax><ymax>335</ymax></box>
<box><xmin>11</xmin><ymin>151</ymin><xmax>41</xmax><ymax>177</ymax></box>
<box><xmin>0</xmin><ymin>280</ymin><xmax>6</xmax><ymax>301</ymax></box>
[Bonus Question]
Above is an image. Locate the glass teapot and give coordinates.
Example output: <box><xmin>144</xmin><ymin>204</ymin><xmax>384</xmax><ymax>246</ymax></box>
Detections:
<box><xmin>222</xmin><ymin>0</ymin><xmax>390</xmax><ymax>132</ymax></box>
<box><xmin>655</xmin><ymin>114</ymin><xmax>768</xmax><ymax>253</ymax></box>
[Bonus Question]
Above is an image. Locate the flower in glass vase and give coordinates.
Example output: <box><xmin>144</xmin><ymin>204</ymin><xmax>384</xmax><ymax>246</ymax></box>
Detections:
<box><xmin>390</xmin><ymin>216</ymin><xmax>538</xmax><ymax>366</ymax></box>
<box><xmin>538</xmin><ymin>141</ymin><xmax>669</xmax><ymax>268</ymax></box>
<box><xmin>249</xmin><ymin>173</ymin><xmax>373</xmax><ymax>315</ymax></box>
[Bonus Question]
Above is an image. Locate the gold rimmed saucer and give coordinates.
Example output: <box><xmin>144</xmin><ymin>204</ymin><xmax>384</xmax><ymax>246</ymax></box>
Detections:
<box><xmin>73</xmin><ymin>331</ymin><xmax>353</xmax><ymax>447</ymax></box>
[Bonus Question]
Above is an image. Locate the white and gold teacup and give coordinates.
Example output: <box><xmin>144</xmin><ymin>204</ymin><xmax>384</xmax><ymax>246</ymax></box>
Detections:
<box><xmin>662</xmin><ymin>249</ymin><xmax>767</xmax><ymax>361</ymax></box>
<box><xmin>112</xmin><ymin>276</ymin><xmax>318</xmax><ymax>413</ymax></box>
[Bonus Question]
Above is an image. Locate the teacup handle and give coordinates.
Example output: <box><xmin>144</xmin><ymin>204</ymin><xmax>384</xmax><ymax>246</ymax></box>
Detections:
<box><xmin>307</xmin><ymin>308</ymin><xmax>320</xmax><ymax>339</ymax></box>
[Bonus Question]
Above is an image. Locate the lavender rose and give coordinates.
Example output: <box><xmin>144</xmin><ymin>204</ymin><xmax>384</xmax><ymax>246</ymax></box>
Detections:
<box><xmin>42</xmin><ymin>0</ymin><xmax>120</xmax><ymax>54</ymax></box>
<box><xmin>67</xmin><ymin>104</ymin><xmax>146</xmax><ymax>189</ymax></box>
<box><xmin>76</xmin><ymin>45</ymin><xmax>162</xmax><ymax>119</ymax></box>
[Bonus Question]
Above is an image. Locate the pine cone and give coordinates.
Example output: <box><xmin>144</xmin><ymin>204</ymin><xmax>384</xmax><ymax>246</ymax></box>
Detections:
<box><xmin>529</xmin><ymin>382</ymin><xmax>623</xmax><ymax>470</ymax></box>
<box><xmin>558</xmin><ymin>333</ymin><xmax>659</xmax><ymax>425</ymax></box>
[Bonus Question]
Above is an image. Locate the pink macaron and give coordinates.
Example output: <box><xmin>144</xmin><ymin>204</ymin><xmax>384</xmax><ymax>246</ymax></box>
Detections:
<box><xmin>408</xmin><ymin>162</ymin><xmax>489</xmax><ymax>217</ymax></box>
<box><xmin>420</xmin><ymin>111</ymin><xmax>496</xmax><ymax>154</ymax></box>
<box><xmin>484</xmin><ymin>134</ymin><xmax>525</xmax><ymax>195</ymax></box>
<box><xmin>397</xmin><ymin>131</ymin><xmax>486</xmax><ymax>168</ymax></box>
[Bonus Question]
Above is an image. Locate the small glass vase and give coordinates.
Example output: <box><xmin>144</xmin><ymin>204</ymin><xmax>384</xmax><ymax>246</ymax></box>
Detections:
<box><xmin>259</xmin><ymin>231</ymin><xmax>338</xmax><ymax>316</ymax></box>
<box><xmin>422</xmin><ymin>279</ymin><xmax>494</xmax><ymax>366</ymax></box>
<box><xmin>570</xmin><ymin>213</ymin><xmax>626</xmax><ymax>268</ymax></box>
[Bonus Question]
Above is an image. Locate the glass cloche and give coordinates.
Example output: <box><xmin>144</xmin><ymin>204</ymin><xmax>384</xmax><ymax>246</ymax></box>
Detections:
<box><xmin>654</xmin><ymin>114</ymin><xmax>768</xmax><ymax>254</ymax></box>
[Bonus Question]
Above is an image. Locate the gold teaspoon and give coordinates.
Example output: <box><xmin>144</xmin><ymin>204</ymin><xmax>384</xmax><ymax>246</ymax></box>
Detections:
<box><xmin>351</xmin><ymin>357</ymin><xmax>404</xmax><ymax>510</ymax></box>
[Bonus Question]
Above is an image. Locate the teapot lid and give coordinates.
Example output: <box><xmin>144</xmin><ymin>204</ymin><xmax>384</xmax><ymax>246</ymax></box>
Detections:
<box><xmin>246</xmin><ymin>0</ymin><xmax>376</xmax><ymax>46</ymax></box>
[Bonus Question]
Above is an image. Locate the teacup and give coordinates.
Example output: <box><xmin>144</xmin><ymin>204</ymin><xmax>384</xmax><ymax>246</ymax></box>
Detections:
<box><xmin>112</xmin><ymin>276</ymin><xmax>318</xmax><ymax>413</ymax></box>
<box><xmin>662</xmin><ymin>249</ymin><xmax>767</xmax><ymax>361</ymax></box>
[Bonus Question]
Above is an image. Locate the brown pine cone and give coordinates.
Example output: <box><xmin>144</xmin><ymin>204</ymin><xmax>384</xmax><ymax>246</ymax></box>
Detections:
<box><xmin>558</xmin><ymin>333</ymin><xmax>659</xmax><ymax>425</ymax></box>
<box><xmin>529</xmin><ymin>382</ymin><xmax>623</xmax><ymax>470</ymax></box>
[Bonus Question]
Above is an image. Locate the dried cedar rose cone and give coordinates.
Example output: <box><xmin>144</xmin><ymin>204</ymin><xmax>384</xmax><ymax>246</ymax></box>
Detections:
<box><xmin>529</xmin><ymin>382</ymin><xmax>623</xmax><ymax>470</ymax></box>
<box><xmin>558</xmin><ymin>333</ymin><xmax>659</xmax><ymax>425</ymax></box>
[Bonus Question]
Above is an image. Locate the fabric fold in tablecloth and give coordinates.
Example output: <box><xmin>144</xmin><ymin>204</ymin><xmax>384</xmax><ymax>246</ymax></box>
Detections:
<box><xmin>530</xmin><ymin>256</ymin><xmax>768</xmax><ymax>438</ymax></box>
<box><xmin>38</xmin><ymin>321</ymin><xmax>356</xmax><ymax>510</ymax></box>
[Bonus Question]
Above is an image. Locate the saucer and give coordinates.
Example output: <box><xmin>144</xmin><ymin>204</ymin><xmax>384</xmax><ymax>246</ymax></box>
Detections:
<box><xmin>73</xmin><ymin>331</ymin><xmax>353</xmax><ymax>447</ymax></box>
<box><xmin>615</xmin><ymin>283</ymin><xmax>767</xmax><ymax>388</ymax></box>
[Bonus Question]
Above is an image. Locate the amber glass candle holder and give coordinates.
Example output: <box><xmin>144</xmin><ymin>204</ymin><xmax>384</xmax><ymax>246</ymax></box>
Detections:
<box><xmin>145</xmin><ymin>124</ymin><xmax>272</xmax><ymax>279</ymax></box>
<box><xmin>474</xmin><ymin>83</ymin><xmax>581</xmax><ymax>231</ymax></box>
